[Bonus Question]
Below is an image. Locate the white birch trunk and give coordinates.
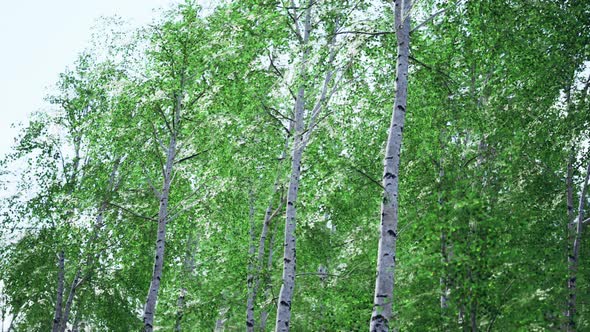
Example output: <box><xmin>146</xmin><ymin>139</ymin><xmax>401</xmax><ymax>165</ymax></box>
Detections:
<box><xmin>215</xmin><ymin>306</ymin><xmax>229</xmax><ymax>332</ymax></box>
<box><xmin>275</xmin><ymin>2</ymin><xmax>312</xmax><ymax>330</ymax></box>
<box><xmin>175</xmin><ymin>288</ymin><xmax>186</xmax><ymax>332</ymax></box>
<box><xmin>247</xmin><ymin>190</ymin><xmax>258</xmax><ymax>331</ymax></box>
<box><xmin>142</xmin><ymin>133</ymin><xmax>177</xmax><ymax>331</ymax></box>
<box><xmin>261</xmin><ymin>204</ymin><xmax>280</xmax><ymax>331</ymax></box>
<box><xmin>247</xmin><ymin>130</ymin><xmax>290</xmax><ymax>330</ymax></box>
<box><xmin>566</xmin><ymin>161</ymin><xmax>590</xmax><ymax>331</ymax></box>
<box><xmin>565</xmin><ymin>151</ymin><xmax>575</xmax><ymax>328</ymax></box>
<box><xmin>52</xmin><ymin>251</ymin><xmax>65</xmax><ymax>332</ymax></box>
<box><xmin>143</xmin><ymin>82</ymin><xmax>183</xmax><ymax>331</ymax></box>
<box><xmin>59</xmin><ymin>269</ymin><xmax>81</xmax><ymax>332</ymax></box>
<box><xmin>275</xmin><ymin>133</ymin><xmax>304</xmax><ymax>331</ymax></box>
<box><xmin>370</xmin><ymin>1</ymin><xmax>411</xmax><ymax>331</ymax></box>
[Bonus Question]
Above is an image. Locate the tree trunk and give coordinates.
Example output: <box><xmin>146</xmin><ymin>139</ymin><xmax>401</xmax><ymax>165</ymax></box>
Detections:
<box><xmin>565</xmin><ymin>151</ymin><xmax>575</xmax><ymax>328</ymax></box>
<box><xmin>370</xmin><ymin>0</ymin><xmax>411</xmax><ymax>331</ymax></box>
<box><xmin>567</xmin><ymin>152</ymin><xmax>575</xmax><ymax>221</ymax></box>
<box><xmin>5</xmin><ymin>304</ymin><xmax>21</xmax><ymax>332</ymax></box>
<box><xmin>59</xmin><ymin>269</ymin><xmax>81</xmax><ymax>332</ymax></box>
<box><xmin>261</xmin><ymin>205</ymin><xmax>280</xmax><ymax>331</ymax></box>
<box><xmin>440</xmin><ymin>231</ymin><xmax>450</xmax><ymax>316</ymax></box>
<box><xmin>142</xmin><ymin>133</ymin><xmax>177</xmax><ymax>331</ymax></box>
<box><xmin>176</xmin><ymin>235</ymin><xmax>197</xmax><ymax>332</ymax></box>
<box><xmin>175</xmin><ymin>288</ymin><xmax>186</xmax><ymax>332</ymax></box>
<box><xmin>275</xmin><ymin>134</ymin><xmax>304</xmax><ymax>332</ymax></box>
<box><xmin>438</xmin><ymin>150</ymin><xmax>451</xmax><ymax>330</ymax></box>
<box><xmin>247</xmin><ymin>131</ymin><xmax>289</xmax><ymax>331</ymax></box>
<box><xmin>247</xmin><ymin>190</ymin><xmax>258</xmax><ymax>331</ymax></box>
<box><xmin>52</xmin><ymin>251</ymin><xmax>65</xmax><ymax>332</ymax></box>
<box><xmin>275</xmin><ymin>2</ymin><xmax>312</xmax><ymax>330</ymax></box>
<box><xmin>566</xmin><ymin>161</ymin><xmax>590</xmax><ymax>331</ymax></box>
<box><xmin>142</xmin><ymin>74</ymin><xmax>184</xmax><ymax>331</ymax></box>
<box><xmin>215</xmin><ymin>306</ymin><xmax>229</xmax><ymax>332</ymax></box>
<box><xmin>469</xmin><ymin>297</ymin><xmax>477</xmax><ymax>332</ymax></box>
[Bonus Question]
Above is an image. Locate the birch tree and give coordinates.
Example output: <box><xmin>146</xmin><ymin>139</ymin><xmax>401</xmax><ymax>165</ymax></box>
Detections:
<box><xmin>370</xmin><ymin>0</ymin><xmax>411</xmax><ymax>330</ymax></box>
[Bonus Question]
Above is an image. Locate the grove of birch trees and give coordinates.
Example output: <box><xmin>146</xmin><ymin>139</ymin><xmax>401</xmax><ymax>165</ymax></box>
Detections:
<box><xmin>1</xmin><ymin>0</ymin><xmax>590</xmax><ymax>331</ymax></box>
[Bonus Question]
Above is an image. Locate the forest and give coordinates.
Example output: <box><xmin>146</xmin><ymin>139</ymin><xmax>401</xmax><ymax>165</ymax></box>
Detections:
<box><xmin>0</xmin><ymin>0</ymin><xmax>589</xmax><ymax>331</ymax></box>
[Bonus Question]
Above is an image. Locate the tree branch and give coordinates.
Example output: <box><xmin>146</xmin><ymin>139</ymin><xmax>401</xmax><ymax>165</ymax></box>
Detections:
<box><xmin>108</xmin><ymin>202</ymin><xmax>157</xmax><ymax>222</ymax></box>
<box><xmin>410</xmin><ymin>8</ymin><xmax>446</xmax><ymax>33</ymax></box>
<box><xmin>175</xmin><ymin>149</ymin><xmax>210</xmax><ymax>165</ymax></box>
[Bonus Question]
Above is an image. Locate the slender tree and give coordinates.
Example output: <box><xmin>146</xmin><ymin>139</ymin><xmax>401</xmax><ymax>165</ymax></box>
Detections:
<box><xmin>370</xmin><ymin>0</ymin><xmax>411</xmax><ymax>330</ymax></box>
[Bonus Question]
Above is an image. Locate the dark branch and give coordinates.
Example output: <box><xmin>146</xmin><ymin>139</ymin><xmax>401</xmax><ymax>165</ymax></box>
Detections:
<box><xmin>175</xmin><ymin>149</ymin><xmax>211</xmax><ymax>165</ymax></box>
<box><xmin>351</xmin><ymin>166</ymin><xmax>384</xmax><ymax>190</ymax></box>
<box><xmin>411</xmin><ymin>8</ymin><xmax>447</xmax><ymax>33</ymax></box>
<box><xmin>108</xmin><ymin>202</ymin><xmax>157</xmax><ymax>222</ymax></box>
<box><xmin>409</xmin><ymin>55</ymin><xmax>458</xmax><ymax>86</ymax></box>
<box><xmin>333</xmin><ymin>30</ymin><xmax>394</xmax><ymax>37</ymax></box>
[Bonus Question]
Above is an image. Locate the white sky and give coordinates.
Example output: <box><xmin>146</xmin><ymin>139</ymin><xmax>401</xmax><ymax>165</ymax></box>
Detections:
<box><xmin>0</xmin><ymin>0</ymin><xmax>180</xmax><ymax>158</ymax></box>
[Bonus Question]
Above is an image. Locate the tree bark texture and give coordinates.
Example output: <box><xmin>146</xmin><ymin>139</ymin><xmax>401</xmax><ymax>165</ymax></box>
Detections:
<box><xmin>247</xmin><ymin>131</ymin><xmax>289</xmax><ymax>331</ymax></box>
<box><xmin>566</xmin><ymin>161</ymin><xmax>590</xmax><ymax>331</ymax></box>
<box><xmin>143</xmin><ymin>83</ymin><xmax>183</xmax><ymax>331</ymax></box>
<box><xmin>275</xmin><ymin>2</ymin><xmax>312</xmax><ymax>330</ymax></box>
<box><xmin>370</xmin><ymin>0</ymin><xmax>411</xmax><ymax>331</ymax></box>
<box><xmin>175</xmin><ymin>288</ymin><xmax>186</xmax><ymax>332</ymax></box>
<box><xmin>52</xmin><ymin>251</ymin><xmax>65</xmax><ymax>332</ymax></box>
<box><xmin>59</xmin><ymin>270</ymin><xmax>81</xmax><ymax>332</ymax></box>
<box><xmin>247</xmin><ymin>190</ymin><xmax>258</xmax><ymax>331</ymax></box>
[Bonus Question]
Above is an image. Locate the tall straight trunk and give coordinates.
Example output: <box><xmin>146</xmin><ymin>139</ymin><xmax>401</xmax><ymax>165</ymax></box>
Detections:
<box><xmin>175</xmin><ymin>288</ymin><xmax>186</xmax><ymax>332</ymax></box>
<box><xmin>370</xmin><ymin>0</ymin><xmax>411</xmax><ymax>331</ymax></box>
<box><xmin>567</xmin><ymin>152</ymin><xmax>576</xmax><ymax>221</ymax></box>
<box><xmin>275</xmin><ymin>131</ymin><xmax>304</xmax><ymax>331</ymax></box>
<box><xmin>52</xmin><ymin>251</ymin><xmax>66</xmax><ymax>332</ymax></box>
<box><xmin>215</xmin><ymin>306</ymin><xmax>229</xmax><ymax>332</ymax></box>
<box><xmin>59</xmin><ymin>270</ymin><xmax>81</xmax><ymax>332</ymax></box>
<box><xmin>247</xmin><ymin>190</ymin><xmax>258</xmax><ymax>331</ymax></box>
<box><xmin>176</xmin><ymin>235</ymin><xmax>198</xmax><ymax>332</ymax></box>
<box><xmin>459</xmin><ymin>303</ymin><xmax>466</xmax><ymax>329</ymax></box>
<box><xmin>143</xmin><ymin>85</ymin><xmax>183</xmax><ymax>331</ymax></box>
<box><xmin>275</xmin><ymin>2</ymin><xmax>312</xmax><ymax>330</ymax></box>
<box><xmin>469</xmin><ymin>287</ymin><xmax>477</xmax><ymax>332</ymax></box>
<box><xmin>566</xmin><ymin>161</ymin><xmax>590</xmax><ymax>331</ymax></box>
<box><xmin>247</xmin><ymin>131</ymin><xmax>290</xmax><ymax>331</ymax></box>
<box><xmin>261</xmin><ymin>208</ymin><xmax>280</xmax><ymax>331</ymax></box>
<box><xmin>440</xmin><ymin>231</ymin><xmax>450</xmax><ymax>307</ymax></box>
<box><xmin>437</xmin><ymin>150</ymin><xmax>451</xmax><ymax>329</ymax></box>
<box><xmin>565</xmin><ymin>151</ymin><xmax>575</xmax><ymax>328</ymax></box>
<box><xmin>143</xmin><ymin>133</ymin><xmax>177</xmax><ymax>331</ymax></box>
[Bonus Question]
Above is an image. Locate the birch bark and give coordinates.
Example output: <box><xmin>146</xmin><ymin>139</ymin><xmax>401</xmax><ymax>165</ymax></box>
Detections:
<box><xmin>247</xmin><ymin>129</ymin><xmax>290</xmax><ymax>330</ymax></box>
<box><xmin>370</xmin><ymin>1</ymin><xmax>411</xmax><ymax>331</ymax></box>
<box><xmin>247</xmin><ymin>190</ymin><xmax>258</xmax><ymax>331</ymax></box>
<box><xmin>175</xmin><ymin>288</ymin><xmax>186</xmax><ymax>332</ymax></box>
<box><xmin>566</xmin><ymin>161</ymin><xmax>590</xmax><ymax>331</ymax></box>
<box><xmin>261</xmin><ymin>206</ymin><xmax>280</xmax><ymax>331</ymax></box>
<box><xmin>275</xmin><ymin>2</ymin><xmax>312</xmax><ymax>330</ymax></box>
<box><xmin>143</xmin><ymin>79</ymin><xmax>184</xmax><ymax>331</ymax></box>
<box><xmin>275</xmin><ymin>1</ymin><xmax>343</xmax><ymax>328</ymax></box>
<box><xmin>52</xmin><ymin>251</ymin><xmax>65</xmax><ymax>332</ymax></box>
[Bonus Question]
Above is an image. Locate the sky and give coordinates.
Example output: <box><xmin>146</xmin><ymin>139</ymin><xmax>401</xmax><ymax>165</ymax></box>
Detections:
<box><xmin>0</xmin><ymin>0</ymin><xmax>181</xmax><ymax>158</ymax></box>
